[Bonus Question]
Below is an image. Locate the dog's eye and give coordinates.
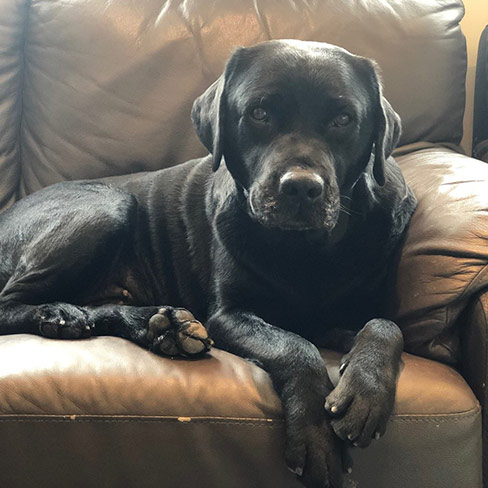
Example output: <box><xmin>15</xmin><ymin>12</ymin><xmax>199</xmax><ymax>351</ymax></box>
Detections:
<box><xmin>250</xmin><ymin>107</ymin><xmax>269</xmax><ymax>121</ymax></box>
<box><xmin>332</xmin><ymin>113</ymin><xmax>351</xmax><ymax>127</ymax></box>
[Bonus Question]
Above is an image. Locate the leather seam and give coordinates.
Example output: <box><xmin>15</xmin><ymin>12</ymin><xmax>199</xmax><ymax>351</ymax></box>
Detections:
<box><xmin>0</xmin><ymin>417</ymin><xmax>284</xmax><ymax>427</ymax></box>
<box><xmin>0</xmin><ymin>407</ymin><xmax>480</xmax><ymax>425</ymax></box>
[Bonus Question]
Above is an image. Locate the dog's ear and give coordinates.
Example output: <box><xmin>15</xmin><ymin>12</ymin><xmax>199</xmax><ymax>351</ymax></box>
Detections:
<box><xmin>356</xmin><ymin>58</ymin><xmax>401</xmax><ymax>186</ymax></box>
<box><xmin>191</xmin><ymin>48</ymin><xmax>243</xmax><ymax>172</ymax></box>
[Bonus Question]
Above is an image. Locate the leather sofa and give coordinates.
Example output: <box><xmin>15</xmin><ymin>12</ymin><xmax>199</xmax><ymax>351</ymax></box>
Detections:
<box><xmin>0</xmin><ymin>0</ymin><xmax>486</xmax><ymax>487</ymax></box>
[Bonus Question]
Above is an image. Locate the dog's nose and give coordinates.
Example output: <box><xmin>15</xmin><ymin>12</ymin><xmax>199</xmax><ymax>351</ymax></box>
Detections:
<box><xmin>279</xmin><ymin>169</ymin><xmax>324</xmax><ymax>202</ymax></box>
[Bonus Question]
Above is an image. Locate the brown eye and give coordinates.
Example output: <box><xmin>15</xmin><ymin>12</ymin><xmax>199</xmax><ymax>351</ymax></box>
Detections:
<box><xmin>251</xmin><ymin>107</ymin><xmax>269</xmax><ymax>121</ymax></box>
<box><xmin>333</xmin><ymin>113</ymin><xmax>351</xmax><ymax>127</ymax></box>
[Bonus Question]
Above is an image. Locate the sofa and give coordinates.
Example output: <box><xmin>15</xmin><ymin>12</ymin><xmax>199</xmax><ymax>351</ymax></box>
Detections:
<box><xmin>0</xmin><ymin>0</ymin><xmax>487</xmax><ymax>487</ymax></box>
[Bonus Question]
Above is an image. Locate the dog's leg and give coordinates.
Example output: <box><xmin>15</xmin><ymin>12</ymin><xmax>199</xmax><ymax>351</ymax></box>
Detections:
<box><xmin>0</xmin><ymin>299</ymin><xmax>212</xmax><ymax>357</ymax></box>
<box><xmin>87</xmin><ymin>304</ymin><xmax>214</xmax><ymax>357</ymax></box>
<box><xmin>207</xmin><ymin>309</ymin><xmax>343</xmax><ymax>488</ymax></box>
<box><xmin>324</xmin><ymin>319</ymin><xmax>403</xmax><ymax>447</ymax></box>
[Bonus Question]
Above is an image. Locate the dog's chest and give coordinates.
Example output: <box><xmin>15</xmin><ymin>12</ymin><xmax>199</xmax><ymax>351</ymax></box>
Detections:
<box><xmin>244</xmin><ymin>241</ymin><xmax>389</xmax><ymax>333</ymax></box>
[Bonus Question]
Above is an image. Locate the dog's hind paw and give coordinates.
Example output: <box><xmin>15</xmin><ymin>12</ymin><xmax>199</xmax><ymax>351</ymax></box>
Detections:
<box><xmin>147</xmin><ymin>307</ymin><xmax>213</xmax><ymax>358</ymax></box>
<box><xmin>35</xmin><ymin>303</ymin><xmax>93</xmax><ymax>339</ymax></box>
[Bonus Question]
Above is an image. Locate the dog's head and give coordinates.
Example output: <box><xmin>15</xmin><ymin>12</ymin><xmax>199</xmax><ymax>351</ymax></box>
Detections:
<box><xmin>192</xmin><ymin>40</ymin><xmax>400</xmax><ymax>232</ymax></box>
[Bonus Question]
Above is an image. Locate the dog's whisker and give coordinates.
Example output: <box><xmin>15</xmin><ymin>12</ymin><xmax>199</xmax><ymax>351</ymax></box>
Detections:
<box><xmin>340</xmin><ymin>203</ymin><xmax>360</xmax><ymax>216</ymax></box>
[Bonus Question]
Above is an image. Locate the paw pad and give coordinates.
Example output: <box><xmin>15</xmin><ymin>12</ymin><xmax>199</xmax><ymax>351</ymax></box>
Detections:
<box><xmin>147</xmin><ymin>307</ymin><xmax>213</xmax><ymax>358</ymax></box>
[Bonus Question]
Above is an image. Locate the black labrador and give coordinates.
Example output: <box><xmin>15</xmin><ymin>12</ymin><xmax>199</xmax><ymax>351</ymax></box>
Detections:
<box><xmin>0</xmin><ymin>40</ymin><xmax>416</xmax><ymax>488</ymax></box>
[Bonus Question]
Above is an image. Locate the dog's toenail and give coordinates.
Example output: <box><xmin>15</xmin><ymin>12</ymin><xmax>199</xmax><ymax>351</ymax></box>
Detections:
<box><xmin>347</xmin><ymin>434</ymin><xmax>354</xmax><ymax>441</ymax></box>
<box><xmin>85</xmin><ymin>325</ymin><xmax>91</xmax><ymax>331</ymax></box>
<box><xmin>331</xmin><ymin>405</ymin><xmax>338</xmax><ymax>414</ymax></box>
<box><xmin>59</xmin><ymin>319</ymin><xmax>65</xmax><ymax>326</ymax></box>
<box><xmin>347</xmin><ymin>467</ymin><xmax>353</xmax><ymax>474</ymax></box>
<box><xmin>375</xmin><ymin>432</ymin><xmax>381</xmax><ymax>440</ymax></box>
<box><xmin>122</xmin><ymin>289</ymin><xmax>130</xmax><ymax>297</ymax></box>
<box><xmin>287</xmin><ymin>466</ymin><xmax>303</xmax><ymax>477</ymax></box>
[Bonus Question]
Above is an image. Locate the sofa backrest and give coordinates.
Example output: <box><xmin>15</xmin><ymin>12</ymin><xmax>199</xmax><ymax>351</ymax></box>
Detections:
<box><xmin>0</xmin><ymin>0</ymin><xmax>467</xmax><ymax>211</ymax></box>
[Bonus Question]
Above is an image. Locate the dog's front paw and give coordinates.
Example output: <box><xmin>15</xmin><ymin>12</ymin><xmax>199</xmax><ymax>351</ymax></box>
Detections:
<box><xmin>282</xmin><ymin>381</ymin><xmax>344</xmax><ymax>488</ymax></box>
<box><xmin>35</xmin><ymin>303</ymin><xmax>93</xmax><ymax>339</ymax></box>
<box><xmin>324</xmin><ymin>356</ymin><xmax>396</xmax><ymax>447</ymax></box>
<box><xmin>146</xmin><ymin>307</ymin><xmax>214</xmax><ymax>357</ymax></box>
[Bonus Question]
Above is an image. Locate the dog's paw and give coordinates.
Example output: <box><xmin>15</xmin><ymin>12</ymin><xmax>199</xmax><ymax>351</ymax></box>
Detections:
<box><xmin>146</xmin><ymin>307</ymin><xmax>213</xmax><ymax>358</ymax></box>
<box><xmin>281</xmin><ymin>379</ymin><xmax>344</xmax><ymax>488</ymax></box>
<box><xmin>35</xmin><ymin>303</ymin><xmax>93</xmax><ymax>339</ymax></box>
<box><xmin>285</xmin><ymin>417</ymin><xmax>344</xmax><ymax>488</ymax></box>
<box><xmin>324</xmin><ymin>357</ymin><xmax>396</xmax><ymax>447</ymax></box>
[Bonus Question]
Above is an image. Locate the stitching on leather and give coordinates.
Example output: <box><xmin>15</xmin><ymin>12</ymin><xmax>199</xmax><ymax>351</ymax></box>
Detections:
<box><xmin>0</xmin><ymin>418</ymin><xmax>284</xmax><ymax>428</ymax></box>
<box><xmin>391</xmin><ymin>406</ymin><xmax>480</xmax><ymax>423</ymax></box>
<box><xmin>0</xmin><ymin>407</ymin><xmax>480</xmax><ymax>425</ymax></box>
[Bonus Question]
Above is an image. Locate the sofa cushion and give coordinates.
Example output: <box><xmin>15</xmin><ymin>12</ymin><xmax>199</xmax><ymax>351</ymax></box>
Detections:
<box><xmin>0</xmin><ymin>0</ymin><xmax>466</xmax><ymax>207</ymax></box>
<box><xmin>0</xmin><ymin>335</ymin><xmax>481</xmax><ymax>487</ymax></box>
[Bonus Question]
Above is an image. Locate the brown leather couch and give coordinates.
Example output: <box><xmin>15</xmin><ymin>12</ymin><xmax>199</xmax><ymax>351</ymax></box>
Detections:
<box><xmin>0</xmin><ymin>0</ymin><xmax>486</xmax><ymax>487</ymax></box>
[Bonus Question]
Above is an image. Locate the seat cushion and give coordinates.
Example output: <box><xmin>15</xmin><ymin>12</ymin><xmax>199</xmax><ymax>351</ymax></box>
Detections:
<box><xmin>0</xmin><ymin>335</ymin><xmax>481</xmax><ymax>487</ymax></box>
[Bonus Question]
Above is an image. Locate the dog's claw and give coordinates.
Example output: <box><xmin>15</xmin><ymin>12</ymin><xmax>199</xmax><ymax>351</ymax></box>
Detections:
<box><xmin>287</xmin><ymin>466</ymin><xmax>303</xmax><ymax>477</ymax></box>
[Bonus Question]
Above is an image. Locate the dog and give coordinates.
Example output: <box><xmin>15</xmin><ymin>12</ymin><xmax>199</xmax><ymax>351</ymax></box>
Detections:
<box><xmin>0</xmin><ymin>40</ymin><xmax>416</xmax><ymax>488</ymax></box>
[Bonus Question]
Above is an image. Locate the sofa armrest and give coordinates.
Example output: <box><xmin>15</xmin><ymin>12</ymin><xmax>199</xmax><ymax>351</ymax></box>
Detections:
<box><xmin>388</xmin><ymin>146</ymin><xmax>488</xmax><ymax>365</ymax></box>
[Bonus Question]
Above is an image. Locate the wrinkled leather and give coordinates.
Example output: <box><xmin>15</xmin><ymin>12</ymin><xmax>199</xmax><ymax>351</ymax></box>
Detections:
<box><xmin>0</xmin><ymin>335</ymin><xmax>481</xmax><ymax>488</ymax></box>
<box><xmin>390</xmin><ymin>148</ymin><xmax>488</xmax><ymax>364</ymax></box>
<box><xmin>0</xmin><ymin>0</ymin><xmax>466</xmax><ymax>203</ymax></box>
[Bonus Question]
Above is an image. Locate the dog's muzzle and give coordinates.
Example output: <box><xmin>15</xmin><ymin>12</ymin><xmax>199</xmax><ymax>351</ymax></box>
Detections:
<box><xmin>248</xmin><ymin>168</ymin><xmax>339</xmax><ymax>231</ymax></box>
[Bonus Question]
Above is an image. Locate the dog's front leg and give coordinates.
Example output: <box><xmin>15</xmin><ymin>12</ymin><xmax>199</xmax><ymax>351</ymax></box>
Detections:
<box><xmin>207</xmin><ymin>309</ymin><xmax>343</xmax><ymax>488</ymax></box>
<box><xmin>324</xmin><ymin>319</ymin><xmax>403</xmax><ymax>447</ymax></box>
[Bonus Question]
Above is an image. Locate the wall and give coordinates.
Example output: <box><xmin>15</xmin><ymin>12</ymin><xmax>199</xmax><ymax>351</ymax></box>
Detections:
<box><xmin>461</xmin><ymin>0</ymin><xmax>488</xmax><ymax>154</ymax></box>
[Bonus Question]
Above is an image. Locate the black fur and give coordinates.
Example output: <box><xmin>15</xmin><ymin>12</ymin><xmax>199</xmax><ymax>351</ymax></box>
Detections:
<box><xmin>0</xmin><ymin>40</ymin><xmax>416</xmax><ymax>488</ymax></box>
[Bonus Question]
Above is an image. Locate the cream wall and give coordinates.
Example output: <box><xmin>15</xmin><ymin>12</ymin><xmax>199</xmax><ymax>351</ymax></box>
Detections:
<box><xmin>461</xmin><ymin>0</ymin><xmax>488</xmax><ymax>154</ymax></box>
